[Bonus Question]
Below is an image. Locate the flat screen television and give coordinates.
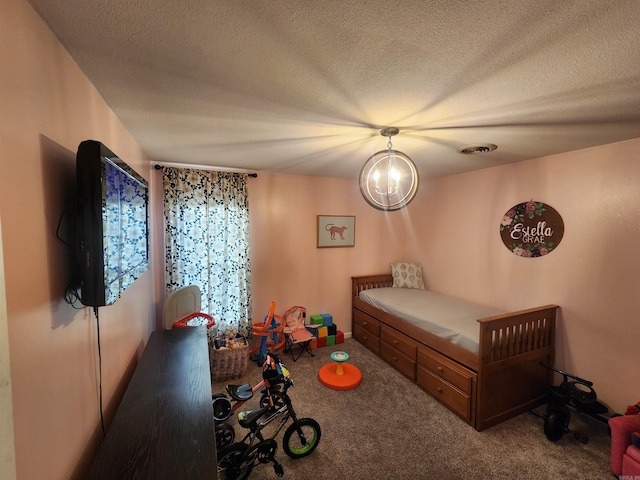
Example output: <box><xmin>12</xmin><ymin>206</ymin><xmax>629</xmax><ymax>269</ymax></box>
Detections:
<box><xmin>75</xmin><ymin>140</ymin><xmax>149</xmax><ymax>307</ymax></box>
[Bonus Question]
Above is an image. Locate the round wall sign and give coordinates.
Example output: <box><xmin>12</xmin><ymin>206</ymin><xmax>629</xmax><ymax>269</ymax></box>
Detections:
<box><xmin>499</xmin><ymin>200</ymin><xmax>564</xmax><ymax>257</ymax></box>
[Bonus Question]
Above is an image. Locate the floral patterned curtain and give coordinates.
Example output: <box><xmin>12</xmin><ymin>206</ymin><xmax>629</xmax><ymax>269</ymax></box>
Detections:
<box><xmin>163</xmin><ymin>168</ymin><xmax>252</xmax><ymax>338</ymax></box>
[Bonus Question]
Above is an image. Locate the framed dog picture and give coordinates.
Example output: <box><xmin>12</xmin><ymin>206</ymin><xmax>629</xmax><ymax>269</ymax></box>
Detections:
<box><xmin>317</xmin><ymin>215</ymin><xmax>355</xmax><ymax>248</ymax></box>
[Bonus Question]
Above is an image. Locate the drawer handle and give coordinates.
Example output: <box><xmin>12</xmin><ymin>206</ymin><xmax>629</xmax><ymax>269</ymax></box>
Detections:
<box><xmin>363</xmin><ymin>321</ymin><xmax>368</xmax><ymax>326</ymax></box>
<box><xmin>436</xmin><ymin>387</ymin><xmax>443</xmax><ymax>393</ymax></box>
<box><xmin>437</xmin><ymin>366</ymin><xmax>444</xmax><ymax>373</ymax></box>
<box><xmin>393</xmin><ymin>356</ymin><xmax>397</xmax><ymax>361</ymax></box>
<box><xmin>363</xmin><ymin>336</ymin><xmax>368</xmax><ymax>340</ymax></box>
<box><xmin>393</xmin><ymin>340</ymin><xmax>398</xmax><ymax>345</ymax></box>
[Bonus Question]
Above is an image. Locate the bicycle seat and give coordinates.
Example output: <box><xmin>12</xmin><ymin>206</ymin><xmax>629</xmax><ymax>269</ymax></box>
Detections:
<box><xmin>568</xmin><ymin>381</ymin><xmax>597</xmax><ymax>404</ymax></box>
<box><xmin>226</xmin><ymin>383</ymin><xmax>253</xmax><ymax>401</ymax></box>
<box><xmin>237</xmin><ymin>406</ymin><xmax>269</xmax><ymax>429</ymax></box>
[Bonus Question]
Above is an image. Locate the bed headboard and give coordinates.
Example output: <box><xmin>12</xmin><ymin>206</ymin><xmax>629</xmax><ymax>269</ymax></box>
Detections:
<box><xmin>351</xmin><ymin>274</ymin><xmax>393</xmax><ymax>298</ymax></box>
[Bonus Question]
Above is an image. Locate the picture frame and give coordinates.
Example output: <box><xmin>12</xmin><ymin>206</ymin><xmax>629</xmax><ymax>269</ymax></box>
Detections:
<box><xmin>317</xmin><ymin>215</ymin><xmax>355</xmax><ymax>248</ymax></box>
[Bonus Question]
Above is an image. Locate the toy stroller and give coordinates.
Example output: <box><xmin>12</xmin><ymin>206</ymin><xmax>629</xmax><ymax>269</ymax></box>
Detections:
<box><xmin>537</xmin><ymin>363</ymin><xmax>609</xmax><ymax>443</ymax></box>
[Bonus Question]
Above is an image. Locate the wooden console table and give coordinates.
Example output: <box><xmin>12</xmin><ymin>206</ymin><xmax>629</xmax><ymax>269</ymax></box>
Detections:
<box><xmin>87</xmin><ymin>327</ymin><xmax>217</xmax><ymax>479</ymax></box>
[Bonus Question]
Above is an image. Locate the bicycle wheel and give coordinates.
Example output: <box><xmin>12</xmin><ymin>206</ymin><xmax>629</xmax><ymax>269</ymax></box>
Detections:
<box><xmin>212</xmin><ymin>393</ymin><xmax>233</xmax><ymax>422</ymax></box>
<box><xmin>260</xmin><ymin>391</ymin><xmax>284</xmax><ymax>411</ymax></box>
<box><xmin>215</xmin><ymin>422</ymin><xmax>235</xmax><ymax>449</ymax></box>
<box><xmin>544</xmin><ymin>410</ymin><xmax>569</xmax><ymax>442</ymax></box>
<box><xmin>282</xmin><ymin>417</ymin><xmax>321</xmax><ymax>459</ymax></box>
<box><xmin>217</xmin><ymin>443</ymin><xmax>253</xmax><ymax>480</ymax></box>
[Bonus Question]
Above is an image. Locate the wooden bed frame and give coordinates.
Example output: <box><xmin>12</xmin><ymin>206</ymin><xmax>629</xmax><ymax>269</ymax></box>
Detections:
<box><xmin>352</xmin><ymin>274</ymin><xmax>559</xmax><ymax>431</ymax></box>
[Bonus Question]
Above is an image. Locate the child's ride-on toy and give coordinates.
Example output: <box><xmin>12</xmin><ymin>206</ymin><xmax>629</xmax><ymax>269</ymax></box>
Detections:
<box><xmin>537</xmin><ymin>362</ymin><xmax>609</xmax><ymax>443</ymax></box>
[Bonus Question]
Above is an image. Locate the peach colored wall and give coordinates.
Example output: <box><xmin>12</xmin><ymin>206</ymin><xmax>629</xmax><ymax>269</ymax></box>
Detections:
<box><xmin>1</xmin><ymin>1</ymin><xmax>155</xmax><ymax>479</ymax></box>
<box><xmin>408</xmin><ymin>138</ymin><xmax>640</xmax><ymax>415</ymax></box>
<box><xmin>247</xmin><ymin>173</ymin><xmax>422</xmax><ymax>334</ymax></box>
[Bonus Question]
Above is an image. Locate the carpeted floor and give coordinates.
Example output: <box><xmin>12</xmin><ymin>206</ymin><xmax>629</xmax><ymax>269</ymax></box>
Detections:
<box><xmin>212</xmin><ymin>338</ymin><xmax>613</xmax><ymax>480</ymax></box>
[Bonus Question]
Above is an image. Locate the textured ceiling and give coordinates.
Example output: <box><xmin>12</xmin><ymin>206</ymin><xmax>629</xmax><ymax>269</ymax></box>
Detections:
<box><xmin>27</xmin><ymin>0</ymin><xmax>640</xmax><ymax>179</ymax></box>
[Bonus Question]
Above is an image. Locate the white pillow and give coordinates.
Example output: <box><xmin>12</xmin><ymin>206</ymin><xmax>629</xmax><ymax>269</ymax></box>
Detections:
<box><xmin>391</xmin><ymin>262</ymin><xmax>425</xmax><ymax>289</ymax></box>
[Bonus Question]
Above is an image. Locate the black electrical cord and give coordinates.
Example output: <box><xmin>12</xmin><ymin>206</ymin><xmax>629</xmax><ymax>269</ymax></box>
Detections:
<box><xmin>93</xmin><ymin>306</ymin><xmax>106</xmax><ymax>437</ymax></box>
<box><xmin>55</xmin><ymin>206</ymin><xmax>74</xmax><ymax>250</ymax></box>
<box><xmin>57</xmin><ymin>201</ymin><xmax>104</xmax><ymax>433</ymax></box>
<box><xmin>55</xmin><ymin>205</ymin><xmax>85</xmax><ymax>308</ymax></box>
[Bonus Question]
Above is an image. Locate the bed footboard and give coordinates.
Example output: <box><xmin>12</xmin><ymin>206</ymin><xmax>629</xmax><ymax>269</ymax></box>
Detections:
<box><xmin>475</xmin><ymin>305</ymin><xmax>558</xmax><ymax>430</ymax></box>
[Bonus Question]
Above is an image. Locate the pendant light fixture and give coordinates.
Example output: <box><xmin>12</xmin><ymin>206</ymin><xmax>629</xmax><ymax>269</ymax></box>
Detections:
<box><xmin>359</xmin><ymin>127</ymin><xmax>419</xmax><ymax>211</ymax></box>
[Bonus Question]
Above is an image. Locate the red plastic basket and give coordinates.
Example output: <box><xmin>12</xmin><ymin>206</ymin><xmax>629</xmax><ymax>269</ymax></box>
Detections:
<box><xmin>172</xmin><ymin>312</ymin><xmax>215</xmax><ymax>329</ymax></box>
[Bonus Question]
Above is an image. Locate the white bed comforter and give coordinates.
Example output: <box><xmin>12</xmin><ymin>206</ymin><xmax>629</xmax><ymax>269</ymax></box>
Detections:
<box><xmin>358</xmin><ymin>287</ymin><xmax>504</xmax><ymax>353</ymax></box>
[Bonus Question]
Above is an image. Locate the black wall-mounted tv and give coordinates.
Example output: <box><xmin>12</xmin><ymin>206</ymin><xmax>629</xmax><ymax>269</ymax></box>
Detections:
<box><xmin>75</xmin><ymin>140</ymin><xmax>149</xmax><ymax>307</ymax></box>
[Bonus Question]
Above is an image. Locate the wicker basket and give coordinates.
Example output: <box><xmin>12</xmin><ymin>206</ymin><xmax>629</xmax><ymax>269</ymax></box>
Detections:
<box><xmin>210</xmin><ymin>337</ymin><xmax>250</xmax><ymax>383</ymax></box>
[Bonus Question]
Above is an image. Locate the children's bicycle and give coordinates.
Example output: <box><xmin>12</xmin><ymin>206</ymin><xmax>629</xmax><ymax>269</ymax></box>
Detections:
<box><xmin>214</xmin><ymin>355</ymin><xmax>321</xmax><ymax>479</ymax></box>
<box><xmin>212</xmin><ymin>352</ymin><xmax>287</xmax><ymax>449</ymax></box>
<box><xmin>532</xmin><ymin>362</ymin><xmax>609</xmax><ymax>443</ymax></box>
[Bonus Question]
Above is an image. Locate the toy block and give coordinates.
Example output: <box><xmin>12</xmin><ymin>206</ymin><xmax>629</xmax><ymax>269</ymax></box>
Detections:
<box><xmin>326</xmin><ymin>335</ymin><xmax>335</xmax><ymax>346</ymax></box>
<box><xmin>310</xmin><ymin>314</ymin><xmax>324</xmax><ymax>325</ymax></box>
<box><xmin>321</xmin><ymin>314</ymin><xmax>333</xmax><ymax>326</ymax></box>
<box><xmin>327</xmin><ymin>324</ymin><xmax>337</xmax><ymax>336</ymax></box>
<box><xmin>316</xmin><ymin>336</ymin><xmax>326</xmax><ymax>348</ymax></box>
<box><xmin>310</xmin><ymin>338</ymin><xmax>317</xmax><ymax>349</ymax></box>
<box><xmin>318</xmin><ymin>326</ymin><xmax>328</xmax><ymax>338</ymax></box>
<box><xmin>336</xmin><ymin>331</ymin><xmax>344</xmax><ymax>344</ymax></box>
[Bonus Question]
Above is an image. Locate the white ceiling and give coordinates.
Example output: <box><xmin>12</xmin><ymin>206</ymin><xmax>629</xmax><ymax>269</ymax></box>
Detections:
<box><xmin>28</xmin><ymin>0</ymin><xmax>640</xmax><ymax>179</ymax></box>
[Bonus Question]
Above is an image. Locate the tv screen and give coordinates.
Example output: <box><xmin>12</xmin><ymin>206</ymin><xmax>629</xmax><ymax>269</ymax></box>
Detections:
<box><xmin>76</xmin><ymin>140</ymin><xmax>149</xmax><ymax>307</ymax></box>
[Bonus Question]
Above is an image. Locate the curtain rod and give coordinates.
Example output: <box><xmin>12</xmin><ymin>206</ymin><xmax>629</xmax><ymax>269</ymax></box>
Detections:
<box><xmin>153</xmin><ymin>163</ymin><xmax>258</xmax><ymax>178</ymax></box>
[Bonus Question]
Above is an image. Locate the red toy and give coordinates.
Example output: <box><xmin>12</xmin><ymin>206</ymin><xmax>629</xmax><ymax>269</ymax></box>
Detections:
<box><xmin>625</xmin><ymin>402</ymin><xmax>640</xmax><ymax>415</ymax></box>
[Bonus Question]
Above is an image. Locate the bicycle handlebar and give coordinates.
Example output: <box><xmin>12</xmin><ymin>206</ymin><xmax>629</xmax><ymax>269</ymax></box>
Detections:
<box><xmin>261</xmin><ymin>351</ymin><xmax>292</xmax><ymax>383</ymax></box>
<box><xmin>539</xmin><ymin>362</ymin><xmax>593</xmax><ymax>387</ymax></box>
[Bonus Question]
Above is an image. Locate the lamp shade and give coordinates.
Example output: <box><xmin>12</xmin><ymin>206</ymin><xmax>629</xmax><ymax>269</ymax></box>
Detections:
<box><xmin>359</xmin><ymin>148</ymin><xmax>419</xmax><ymax>211</ymax></box>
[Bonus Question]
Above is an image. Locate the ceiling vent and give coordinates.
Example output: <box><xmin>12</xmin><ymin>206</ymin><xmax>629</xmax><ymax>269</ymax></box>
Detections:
<box><xmin>457</xmin><ymin>144</ymin><xmax>498</xmax><ymax>155</ymax></box>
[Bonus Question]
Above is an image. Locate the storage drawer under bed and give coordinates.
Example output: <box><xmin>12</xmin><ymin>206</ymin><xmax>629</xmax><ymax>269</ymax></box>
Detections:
<box><xmin>417</xmin><ymin>347</ymin><xmax>475</xmax><ymax>395</ymax></box>
<box><xmin>416</xmin><ymin>366</ymin><xmax>472</xmax><ymax>421</ymax></box>
<box><xmin>380</xmin><ymin>342</ymin><xmax>416</xmax><ymax>380</ymax></box>
<box><xmin>353</xmin><ymin>323</ymin><xmax>380</xmax><ymax>355</ymax></box>
<box><xmin>353</xmin><ymin>309</ymin><xmax>381</xmax><ymax>336</ymax></box>
<box><xmin>381</xmin><ymin>326</ymin><xmax>417</xmax><ymax>359</ymax></box>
